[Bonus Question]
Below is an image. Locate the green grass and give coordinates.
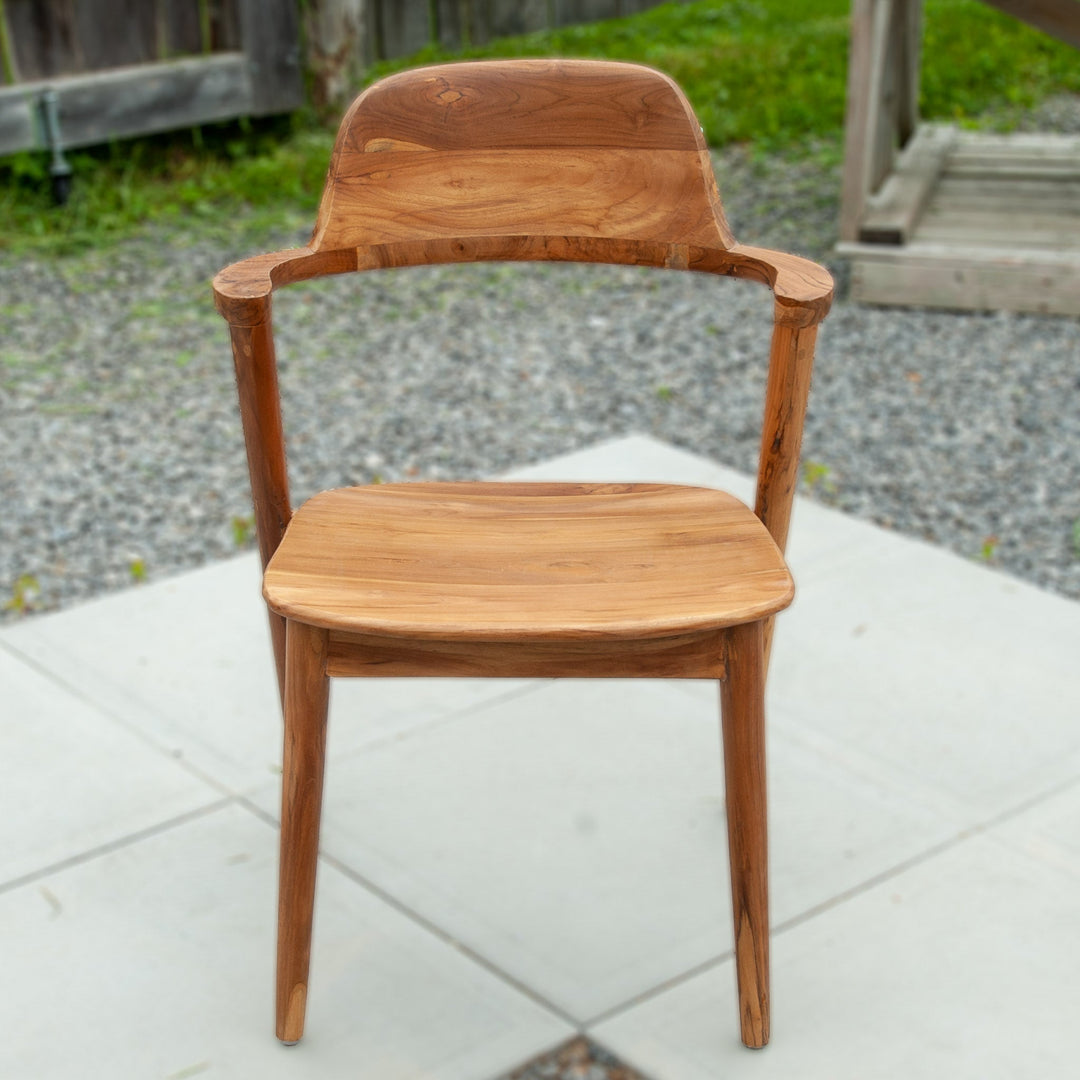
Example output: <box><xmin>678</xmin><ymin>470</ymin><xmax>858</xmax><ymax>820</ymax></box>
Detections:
<box><xmin>2</xmin><ymin>0</ymin><xmax>1077</xmax><ymax>254</ymax></box>
<box><xmin>0</xmin><ymin>116</ymin><xmax>334</xmax><ymax>255</ymax></box>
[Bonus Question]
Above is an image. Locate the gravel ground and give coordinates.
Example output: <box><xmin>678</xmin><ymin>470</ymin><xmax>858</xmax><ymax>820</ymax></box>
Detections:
<box><xmin>2</xmin><ymin>111</ymin><xmax>1080</xmax><ymax>623</ymax></box>
<box><xmin>497</xmin><ymin>1037</ymin><xmax>650</xmax><ymax>1080</ymax></box>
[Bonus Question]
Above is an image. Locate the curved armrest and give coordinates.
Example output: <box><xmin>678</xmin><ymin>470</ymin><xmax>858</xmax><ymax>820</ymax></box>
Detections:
<box><xmin>214</xmin><ymin>239</ymin><xmax>832</xmax><ymax>330</ymax></box>
<box><xmin>212</xmin><ymin>247</ymin><xmax>358</xmax><ymax>326</ymax></box>
<box><xmin>692</xmin><ymin>243</ymin><xmax>834</xmax><ymax>329</ymax></box>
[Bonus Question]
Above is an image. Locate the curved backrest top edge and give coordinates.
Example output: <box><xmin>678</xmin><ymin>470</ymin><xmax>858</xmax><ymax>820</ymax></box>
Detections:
<box><xmin>334</xmin><ymin>58</ymin><xmax>709</xmax><ymax>154</ymax></box>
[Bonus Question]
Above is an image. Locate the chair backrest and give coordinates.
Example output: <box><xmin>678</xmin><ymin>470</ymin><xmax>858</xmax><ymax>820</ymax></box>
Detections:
<box><xmin>213</xmin><ymin>59</ymin><xmax>834</xmax><ymax>696</ymax></box>
<box><xmin>310</xmin><ymin>59</ymin><xmax>733</xmax><ymax>253</ymax></box>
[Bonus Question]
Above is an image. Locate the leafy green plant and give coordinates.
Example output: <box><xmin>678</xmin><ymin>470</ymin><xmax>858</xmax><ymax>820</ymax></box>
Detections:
<box><xmin>231</xmin><ymin>515</ymin><xmax>255</xmax><ymax>547</ymax></box>
<box><xmin>978</xmin><ymin>535</ymin><xmax>999</xmax><ymax>562</ymax></box>
<box><xmin>129</xmin><ymin>557</ymin><xmax>147</xmax><ymax>583</ymax></box>
<box><xmin>802</xmin><ymin>460</ymin><xmax>837</xmax><ymax>495</ymax></box>
<box><xmin>655</xmin><ymin>385</ymin><xmax>674</xmax><ymax>402</ymax></box>
<box><xmin>3</xmin><ymin>573</ymin><xmax>40</xmax><ymax>615</ymax></box>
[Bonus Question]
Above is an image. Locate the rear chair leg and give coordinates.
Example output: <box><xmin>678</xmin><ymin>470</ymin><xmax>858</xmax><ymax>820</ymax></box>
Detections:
<box><xmin>276</xmin><ymin>619</ymin><xmax>330</xmax><ymax>1045</ymax></box>
<box><xmin>719</xmin><ymin>619</ymin><xmax>770</xmax><ymax>1048</ymax></box>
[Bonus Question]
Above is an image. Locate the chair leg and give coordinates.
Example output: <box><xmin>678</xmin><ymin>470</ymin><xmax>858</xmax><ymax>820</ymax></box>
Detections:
<box><xmin>276</xmin><ymin>619</ymin><xmax>330</xmax><ymax>1045</ymax></box>
<box><xmin>719</xmin><ymin>619</ymin><xmax>770</xmax><ymax>1049</ymax></box>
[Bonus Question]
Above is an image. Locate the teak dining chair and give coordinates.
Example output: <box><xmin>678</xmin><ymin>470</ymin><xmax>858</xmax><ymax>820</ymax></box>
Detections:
<box><xmin>213</xmin><ymin>58</ymin><xmax>832</xmax><ymax>1051</ymax></box>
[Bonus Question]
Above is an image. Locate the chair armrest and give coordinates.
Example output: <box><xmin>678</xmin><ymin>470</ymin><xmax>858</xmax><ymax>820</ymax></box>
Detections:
<box><xmin>693</xmin><ymin>244</ymin><xmax>834</xmax><ymax>329</ymax></box>
<box><xmin>212</xmin><ymin>247</ymin><xmax>358</xmax><ymax>326</ymax></box>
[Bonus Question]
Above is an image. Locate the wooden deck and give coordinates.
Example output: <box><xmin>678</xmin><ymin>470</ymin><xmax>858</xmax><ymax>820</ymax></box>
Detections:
<box><xmin>839</xmin><ymin>126</ymin><xmax>1080</xmax><ymax>315</ymax></box>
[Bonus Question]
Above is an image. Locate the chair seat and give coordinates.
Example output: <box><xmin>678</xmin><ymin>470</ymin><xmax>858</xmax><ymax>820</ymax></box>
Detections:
<box><xmin>263</xmin><ymin>482</ymin><xmax>794</xmax><ymax>641</ymax></box>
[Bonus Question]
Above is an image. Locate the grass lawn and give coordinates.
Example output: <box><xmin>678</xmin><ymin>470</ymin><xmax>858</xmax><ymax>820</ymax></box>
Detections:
<box><xmin>1</xmin><ymin>0</ymin><xmax>1077</xmax><ymax>253</ymax></box>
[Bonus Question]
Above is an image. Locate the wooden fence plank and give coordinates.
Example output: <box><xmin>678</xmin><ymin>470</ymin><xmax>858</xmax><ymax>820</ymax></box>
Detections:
<box><xmin>896</xmin><ymin>0</ymin><xmax>922</xmax><ymax>144</ymax></box>
<box><xmin>367</xmin><ymin>0</ymin><xmax>665</xmax><ymax>56</ymax></box>
<box><xmin>303</xmin><ymin>0</ymin><xmax>365</xmax><ymax>108</ymax></box>
<box><xmin>0</xmin><ymin>51</ymin><xmax>251</xmax><ymax>154</ymax></box>
<box><xmin>236</xmin><ymin>0</ymin><xmax>302</xmax><ymax>114</ymax></box>
<box><xmin>5</xmin><ymin>0</ymin><xmax>81</xmax><ymax>80</ymax></box>
<box><xmin>0</xmin><ymin>85</ymin><xmax>34</xmax><ymax>150</ymax></box>
<box><xmin>160</xmin><ymin>0</ymin><xmax>204</xmax><ymax>58</ymax></box>
<box><xmin>377</xmin><ymin>0</ymin><xmax>430</xmax><ymax>58</ymax></box>
<box><xmin>0</xmin><ymin>1</ymin><xmax>19</xmax><ymax>83</ymax></box>
<box><xmin>491</xmin><ymin>0</ymin><xmax>548</xmax><ymax>35</ymax></box>
<box><xmin>210</xmin><ymin>0</ymin><xmax>242</xmax><ymax>50</ymax></box>
<box><xmin>74</xmin><ymin>0</ymin><xmax>157</xmax><ymax>72</ymax></box>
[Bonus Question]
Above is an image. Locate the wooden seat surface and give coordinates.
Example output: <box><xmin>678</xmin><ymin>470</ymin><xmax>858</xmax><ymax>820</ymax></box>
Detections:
<box><xmin>263</xmin><ymin>482</ymin><xmax>794</xmax><ymax>640</ymax></box>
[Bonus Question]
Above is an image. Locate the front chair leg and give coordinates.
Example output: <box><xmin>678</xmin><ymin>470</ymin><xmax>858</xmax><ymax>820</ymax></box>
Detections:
<box><xmin>719</xmin><ymin>619</ymin><xmax>770</xmax><ymax>1048</ymax></box>
<box><xmin>277</xmin><ymin>619</ymin><xmax>330</xmax><ymax>1045</ymax></box>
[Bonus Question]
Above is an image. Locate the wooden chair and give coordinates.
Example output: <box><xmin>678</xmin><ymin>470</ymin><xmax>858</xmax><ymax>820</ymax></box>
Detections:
<box><xmin>213</xmin><ymin>58</ymin><xmax>833</xmax><ymax>1051</ymax></box>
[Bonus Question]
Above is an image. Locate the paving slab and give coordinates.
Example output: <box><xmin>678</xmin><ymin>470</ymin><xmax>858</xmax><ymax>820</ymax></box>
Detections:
<box><xmin>0</xmin><ymin>802</ymin><xmax>570</xmax><ymax>1080</ymax></box>
<box><xmin>990</xmin><ymin>777</ymin><xmax>1080</xmax><ymax>878</ymax></box>
<box><xmin>771</xmin><ymin>536</ymin><xmax>1080</xmax><ymax>816</ymax></box>
<box><xmin>0</xmin><ymin>644</ymin><xmax>222</xmax><ymax>887</ymax></box>
<box><xmin>592</xmin><ymin>833</ymin><xmax>1080</xmax><ymax>1079</ymax></box>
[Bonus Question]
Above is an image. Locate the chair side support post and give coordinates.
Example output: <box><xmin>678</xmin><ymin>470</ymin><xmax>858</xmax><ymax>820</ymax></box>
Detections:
<box><xmin>754</xmin><ymin>321</ymin><xmax>819</xmax><ymax>669</ymax></box>
<box><xmin>228</xmin><ymin>307</ymin><xmax>293</xmax><ymax>707</ymax></box>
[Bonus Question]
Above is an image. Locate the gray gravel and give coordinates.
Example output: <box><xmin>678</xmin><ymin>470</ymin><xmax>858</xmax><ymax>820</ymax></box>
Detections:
<box><xmin>497</xmin><ymin>1036</ymin><xmax>650</xmax><ymax>1080</ymax></box>
<box><xmin>2</xmin><ymin>121</ymin><xmax>1079</xmax><ymax>622</ymax></box>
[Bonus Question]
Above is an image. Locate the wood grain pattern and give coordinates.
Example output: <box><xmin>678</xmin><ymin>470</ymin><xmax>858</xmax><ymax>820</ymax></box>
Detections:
<box><xmin>313</xmin><ymin>147</ymin><xmax>729</xmax><ymax>250</ymax></box>
<box><xmin>754</xmin><ymin>323</ymin><xmax>818</xmax><ymax>670</ymax></box>
<box><xmin>336</xmin><ymin>59</ymin><xmax>705</xmax><ymax>152</ymax></box>
<box><xmin>312</xmin><ymin>59</ymin><xmax>732</xmax><ymax>251</ymax></box>
<box><xmin>212</xmin><ymin>238</ymin><xmax>832</xmax><ymax>328</ymax></box>
<box><xmin>326</xmin><ymin>629</ymin><xmax>726</xmax><ymax>679</ymax></box>
<box><xmin>720</xmin><ymin>619</ymin><xmax>770</xmax><ymax>1048</ymax></box>
<box><xmin>228</xmin><ymin>316</ymin><xmax>291</xmax><ymax>700</ymax></box>
<box><xmin>755</xmin><ymin>325</ymin><xmax>818</xmax><ymax>558</ymax></box>
<box><xmin>263</xmin><ymin>483</ymin><xmax>794</xmax><ymax>640</ymax></box>
<box><xmin>276</xmin><ymin>620</ymin><xmax>329</xmax><ymax>1045</ymax></box>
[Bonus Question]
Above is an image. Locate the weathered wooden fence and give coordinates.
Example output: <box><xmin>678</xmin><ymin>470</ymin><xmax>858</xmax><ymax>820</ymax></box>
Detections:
<box><xmin>304</xmin><ymin>0</ymin><xmax>675</xmax><ymax>106</ymax></box>
<box><xmin>0</xmin><ymin>0</ymin><xmax>302</xmax><ymax>159</ymax></box>
<box><xmin>367</xmin><ymin>0</ymin><xmax>674</xmax><ymax>60</ymax></box>
<box><xmin>0</xmin><ymin>0</ymin><xmax>677</xmax><ymax>163</ymax></box>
